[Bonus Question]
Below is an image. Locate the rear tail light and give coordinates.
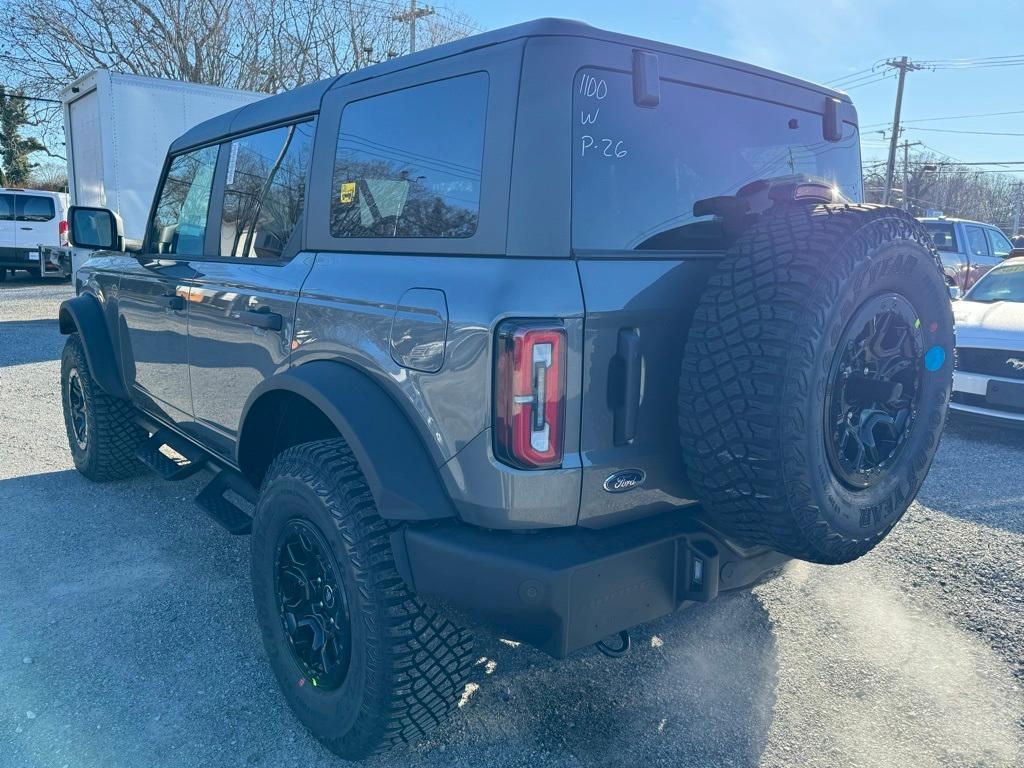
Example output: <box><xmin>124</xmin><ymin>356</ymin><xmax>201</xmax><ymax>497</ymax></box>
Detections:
<box><xmin>59</xmin><ymin>220</ymin><xmax>69</xmax><ymax>246</ymax></box>
<box><xmin>494</xmin><ymin>320</ymin><xmax>566</xmax><ymax>469</ymax></box>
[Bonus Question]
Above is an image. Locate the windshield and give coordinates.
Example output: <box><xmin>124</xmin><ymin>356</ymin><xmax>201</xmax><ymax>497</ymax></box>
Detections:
<box><xmin>965</xmin><ymin>262</ymin><xmax>1024</xmax><ymax>302</ymax></box>
<box><xmin>571</xmin><ymin>68</ymin><xmax>863</xmax><ymax>251</ymax></box>
<box><xmin>923</xmin><ymin>221</ymin><xmax>958</xmax><ymax>252</ymax></box>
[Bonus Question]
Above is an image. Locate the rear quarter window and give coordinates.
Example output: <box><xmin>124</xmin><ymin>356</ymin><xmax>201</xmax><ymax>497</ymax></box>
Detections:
<box><xmin>923</xmin><ymin>222</ymin><xmax>957</xmax><ymax>252</ymax></box>
<box><xmin>571</xmin><ymin>68</ymin><xmax>862</xmax><ymax>251</ymax></box>
<box><xmin>330</xmin><ymin>72</ymin><xmax>488</xmax><ymax>239</ymax></box>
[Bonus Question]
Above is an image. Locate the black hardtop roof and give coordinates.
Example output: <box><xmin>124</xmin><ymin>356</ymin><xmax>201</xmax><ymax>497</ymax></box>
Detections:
<box><xmin>170</xmin><ymin>17</ymin><xmax>850</xmax><ymax>153</ymax></box>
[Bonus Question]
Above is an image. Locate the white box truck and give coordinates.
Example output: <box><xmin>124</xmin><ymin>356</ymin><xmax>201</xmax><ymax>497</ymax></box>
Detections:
<box><xmin>53</xmin><ymin>69</ymin><xmax>263</xmax><ymax>279</ymax></box>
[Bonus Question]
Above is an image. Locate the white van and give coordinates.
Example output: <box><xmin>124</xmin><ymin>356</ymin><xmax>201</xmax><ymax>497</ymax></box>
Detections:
<box><xmin>0</xmin><ymin>188</ymin><xmax>69</xmax><ymax>280</ymax></box>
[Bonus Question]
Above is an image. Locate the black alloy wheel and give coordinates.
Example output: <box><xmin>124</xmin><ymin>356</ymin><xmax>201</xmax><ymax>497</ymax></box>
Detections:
<box><xmin>65</xmin><ymin>367</ymin><xmax>89</xmax><ymax>451</ymax></box>
<box><xmin>824</xmin><ymin>293</ymin><xmax>924</xmax><ymax>490</ymax></box>
<box><xmin>274</xmin><ymin>519</ymin><xmax>352</xmax><ymax>691</ymax></box>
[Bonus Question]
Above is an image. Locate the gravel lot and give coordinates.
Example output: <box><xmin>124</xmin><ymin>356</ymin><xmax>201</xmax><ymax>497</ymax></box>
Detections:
<box><xmin>1</xmin><ymin>276</ymin><xmax>1022</xmax><ymax>768</ymax></box>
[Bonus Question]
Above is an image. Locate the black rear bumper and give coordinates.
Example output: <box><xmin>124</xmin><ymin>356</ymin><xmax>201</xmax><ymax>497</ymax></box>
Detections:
<box><xmin>0</xmin><ymin>247</ymin><xmax>40</xmax><ymax>269</ymax></box>
<box><xmin>395</xmin><ymin>511</ymin><xmax>787</xmax><ymax>658</ymax></box>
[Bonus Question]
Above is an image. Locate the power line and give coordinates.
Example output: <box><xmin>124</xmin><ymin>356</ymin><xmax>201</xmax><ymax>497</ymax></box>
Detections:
<box><xmin>862</xmin><ymin>108</ymin><xmax>1024</xmax><ymax>129</ymax></box>
<box><xmin>841</xmin><ymin>73</ymin><xmax>896</xmax><ymax>91</ymax></box>
<box><xmin>0</xmin><ymin>91</ymin><xmax>59</xmax><ymax>103</ymax></box>
<box><xmin>906</xmin><ymin>126</ymin><xmax>1024</xmax><ymax>137</ymax></box>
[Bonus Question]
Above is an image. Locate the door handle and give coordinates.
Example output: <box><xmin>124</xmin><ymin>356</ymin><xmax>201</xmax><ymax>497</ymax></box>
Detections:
<box><xmin>240</xmin><ymin>309</ymin><xmax>283</xmax><ymax>331</ymax></box>
<box><xmin>19</xmin><ymin>226</ymin><xmax>33</xmax><ymax>231</ymax></box>
<box><xmin>157</xmin><ymin>293</ymin><xmax>185</xmax><ymax>311</ymax></box>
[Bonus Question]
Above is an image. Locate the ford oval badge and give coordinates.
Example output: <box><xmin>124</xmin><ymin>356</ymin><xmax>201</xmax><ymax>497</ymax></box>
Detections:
<box><xmin>603</xmin><ymin>469</ymin><xmax>646</xmax><ymax>493</ymax></box>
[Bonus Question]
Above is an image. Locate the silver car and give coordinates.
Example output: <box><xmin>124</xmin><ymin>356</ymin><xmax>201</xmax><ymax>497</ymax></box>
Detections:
<box><xmin>952</xmin><ymin>256</ymin><xmax>1024</xmax><ymax>424</ymax></box>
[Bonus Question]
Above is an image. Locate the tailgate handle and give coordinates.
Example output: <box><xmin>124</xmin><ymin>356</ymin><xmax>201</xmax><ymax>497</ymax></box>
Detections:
<box><xmin>612</xmin><ymin>328</ymin><xmax>642</xmax><ymax>445</ymax></box>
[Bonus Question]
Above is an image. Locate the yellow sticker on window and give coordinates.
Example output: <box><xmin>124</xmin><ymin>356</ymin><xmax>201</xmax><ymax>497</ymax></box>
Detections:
<box><xmin>339</xmin><ymin>181</ymin><xmax>357</xmax><ymax>205</ymax></box>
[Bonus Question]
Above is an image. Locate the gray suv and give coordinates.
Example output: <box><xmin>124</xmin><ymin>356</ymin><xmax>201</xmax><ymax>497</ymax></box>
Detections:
<box><xmin>58</xmin><ymin>19</ymin><xmax>954</xmax><ymax>758</ymax></box>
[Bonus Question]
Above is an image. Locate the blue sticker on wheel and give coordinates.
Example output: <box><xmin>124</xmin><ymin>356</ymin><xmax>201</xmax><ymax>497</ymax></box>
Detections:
<box><xmin>924</xmin><ymin>346</ymin><xmax>945</xmax><ymax>371</ymax></box>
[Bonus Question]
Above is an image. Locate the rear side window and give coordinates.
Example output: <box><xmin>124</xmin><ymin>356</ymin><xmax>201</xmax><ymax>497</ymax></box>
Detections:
<box><xmin>149</xmin><ymin>145</ymin><xmax>219</xmax><ymax>256</ymax></box>
<box><xmin>220</xmin><ymin>121</ymin><xmax>314</xmax><ymax>260</ymax></box>
<box><xmin>571</xmin><ymin>68</ymin><xmax>863</xmax><ymax>251</ymax></box>
<box><xmin>923</xmin><ymin>221</ymin><xmax>957</xmax><ymax>252</ymax></box>
<box><xmin>330</xmin><ymin>73</ymin><xmax>487</xmax><ymax>239</ymax></box>
<box><xmin>0</xmin><ymin>193</ymin><xmax>13</xmax><ymax>221</ymax></box>
<box><xmin>16</xmin><ymin>195</ymin><xmax>55</xmax><ymax>222</ymax></box>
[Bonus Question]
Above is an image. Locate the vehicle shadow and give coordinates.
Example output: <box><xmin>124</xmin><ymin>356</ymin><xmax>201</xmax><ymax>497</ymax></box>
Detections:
<box><xmin>0</xmin><ymin>318</ymin><xmax>63</xmax><ymax>365</ymax></box>
<box><xmin>0</xmin><ymin>468</ymin><xmax>779</xmax><ymax>768</ymax></box>
<box><xmin>916</xmin><ymin>416</ymin><xmax>1024</xmax><ymax>534</ymax></box>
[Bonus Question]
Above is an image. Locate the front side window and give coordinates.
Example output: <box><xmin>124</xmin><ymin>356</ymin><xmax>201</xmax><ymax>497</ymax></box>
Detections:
<box><xmin>220</xmin><ymin>121</ymin><xmax>314</xmax><ymax>260</ymax></box>
<box><xmin>331</xmin><ymin>72</ymin><xmax>488</xmax><ymax>239</ymax></box>
<box><xmin>149</xmin><ymin>145</ymin><xmax>219</xmax><ymax>256</ymax></box>
<box><xmin>965</xmin><ymin>225</ymin><xmax>990</xmax><ymax>258</ymax></box>
<box><xmin>571</xmin><ymin>68</ymin><xmax>863</xmax><ymax>251</ymax></box>
<box><xmin>987</xmin><ymin>227</ymin><xmax>1014</xmax><ymax>259</ymax></box>
<box><xmin>0</xmin><ymin>193</ymin><xmax>13</xmax><ymax>221</ymax></box>
<box><xmin>16</xmin><ymin>195</ymin><xmax>55</xmax><ymax>222</ymax></box>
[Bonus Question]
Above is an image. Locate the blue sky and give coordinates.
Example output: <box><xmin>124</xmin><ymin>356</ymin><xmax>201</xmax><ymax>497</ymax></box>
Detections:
<box><xmin>455</xmin><ymin>0</ymin><xmax>1024</xmax><ymax>175</ymax></box>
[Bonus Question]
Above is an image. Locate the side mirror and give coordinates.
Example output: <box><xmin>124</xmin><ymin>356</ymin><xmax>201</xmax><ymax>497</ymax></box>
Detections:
<box><xmin>949</xmin><ymin>284</ymin><xmax>961</xmax><ymax>301</ymax></box>
<box><xmin>1011</xmin><ymin>247</ymin><xmax>1024</xmax><ymax>258</ymax></box>
<box><xmin>68</xmin><ymin>206</ymin><xmax>125</xmax><ymax>251</ymax></box>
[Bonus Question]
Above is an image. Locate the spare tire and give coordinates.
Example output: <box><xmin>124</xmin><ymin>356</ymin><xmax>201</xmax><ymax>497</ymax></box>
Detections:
<box><xmin>679</xmin><ymin>204</ymin><xmax>953</xmax><ymax>564</ymax></box>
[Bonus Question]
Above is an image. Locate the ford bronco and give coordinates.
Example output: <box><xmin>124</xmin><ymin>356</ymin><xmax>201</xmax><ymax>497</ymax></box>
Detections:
<box><xmin>58</xmin><ymin>19</ymin><xmax>954</xmax><ymax>758</ymax></box>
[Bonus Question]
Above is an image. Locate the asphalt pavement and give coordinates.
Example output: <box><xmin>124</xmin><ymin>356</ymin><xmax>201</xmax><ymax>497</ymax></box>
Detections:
<box><xmin>1</xmin><ymin>274</ymin><xmax>1022</xmax><ymax>768</ymax></box>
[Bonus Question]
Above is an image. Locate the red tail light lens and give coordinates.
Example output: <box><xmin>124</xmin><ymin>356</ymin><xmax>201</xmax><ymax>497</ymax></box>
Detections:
<box><xmin>495</xmin><ymin>320</ymin><xmax>566</xmax><ymax>469</ymax></box>
<box><xmin>59</xmin><ymin>220</ymin><xmax>69</xmax><ymax>246</ymax></box>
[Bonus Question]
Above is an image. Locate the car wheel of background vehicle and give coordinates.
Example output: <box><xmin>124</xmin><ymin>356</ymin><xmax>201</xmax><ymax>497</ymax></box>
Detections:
<box><xmin>250</xmin><ymin>438</ymin><xmax>475</xmax><ymax>759</ymax></box>
<box><xmin>679</xmin><ymin>204</ymin><xmax>953</xmax><ymax>564</ymax></box>
<box><xmin>60</xmin><ymin>332</ymin><xmax>145</xmax><ymax>481</ymax></box>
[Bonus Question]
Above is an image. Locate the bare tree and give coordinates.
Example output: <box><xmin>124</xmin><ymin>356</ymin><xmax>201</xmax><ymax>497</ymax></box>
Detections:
<box><xmin>865</xmin><ymin>151</ymin><xmax>1023</xmax><ymax>232</ymax></box>
<box><xmin>0</xmin><ymin>0</ymin><xmax>479</xmax><ymax>156</ymax></box>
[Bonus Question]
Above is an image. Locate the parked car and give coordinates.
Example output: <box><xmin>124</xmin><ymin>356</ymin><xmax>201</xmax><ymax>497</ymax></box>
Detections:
<box><xmin>951</xmin><ymin>256</ymin><xmax>1024</xmax><ymax>424</ymax></box>
<box><xmin>0</xmin><ymin>188</ymin><xmax>68</xmax><ymax>281</ymax></box>
<box><xmin>919</xmin><ymin>216</ymin><xmax>1024</xmax><ymax>292</ymax></box>
<box><xmin>56</xmin><ymin>19</ymin><xmax>954</xmax><ymax>758</ymax></box>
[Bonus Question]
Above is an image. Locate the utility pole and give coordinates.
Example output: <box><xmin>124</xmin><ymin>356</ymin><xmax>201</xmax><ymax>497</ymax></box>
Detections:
<box><xmin>393</xmin><ymin>0</ymin><xmax>434</xmax><ymax>54</ymax></box>
<box><xmin>882</xmin><ymin>57</ymin><xmax>924</xmax><ymax>205</ymax></box>
<box><xmin>900</xmin><ymin>139</ymin><xmax>923</xmax><ymax>210</ymax></box>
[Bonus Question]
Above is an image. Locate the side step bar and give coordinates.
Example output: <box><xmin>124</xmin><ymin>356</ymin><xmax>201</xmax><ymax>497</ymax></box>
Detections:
<box><xmin>133</xmin><ymin>420</ymin><xmax>257</xmax><ymax>535</ymax></box>
<box><xmin>135</xmin><ymin>429</ymin><xmax>207</xmax><ymax>481</ymax></box>
<box><xmin>196</xmin><ymin>471</ymin><xmax>256</xmax><ymax>535</ymax></box>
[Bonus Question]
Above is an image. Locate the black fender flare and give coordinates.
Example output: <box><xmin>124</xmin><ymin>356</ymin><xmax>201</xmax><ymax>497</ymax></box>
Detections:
<box><xmin>57</xmin><ymin>294</ymin><xmax>128</xmax><ymax>400</ymax></box>
<box><xmin>239</xmin><ymin>361</ymin><xmax>455</xmax><ymax>522</ymax></box>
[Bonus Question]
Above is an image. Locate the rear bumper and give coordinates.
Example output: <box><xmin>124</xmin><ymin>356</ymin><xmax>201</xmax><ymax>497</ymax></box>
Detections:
<box><xmin>0</xmin><ymin>247</ymin><xmax>42</xmax><ymax>268</ymax></box>
<box><xmin>395</xmin><ymin>511</ymin><xmax>787</xmax><ymax>658</ymax></box>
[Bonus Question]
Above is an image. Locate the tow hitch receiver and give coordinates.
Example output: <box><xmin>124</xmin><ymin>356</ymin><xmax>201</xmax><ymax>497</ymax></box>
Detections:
<box><xmin>399</xmin><ymin>511</ymin><xmax>787</xmax><ymax>659</ymax></box>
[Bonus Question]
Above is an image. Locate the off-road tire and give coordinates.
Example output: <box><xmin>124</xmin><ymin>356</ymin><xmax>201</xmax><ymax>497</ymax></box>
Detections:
<box><xmin>679</xmin><ymin>204</ymin><xmax>953</xmax><ymax>564</ymax></box>
<box><xmin>60</xmin><ymin>332</ymin><xmax>145</xmax><ymax>481</ymax></box>
<box><xmin>251</xmin><ymin>438</ymin><xmax>475</xmax><ymax>759</ymax></box>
